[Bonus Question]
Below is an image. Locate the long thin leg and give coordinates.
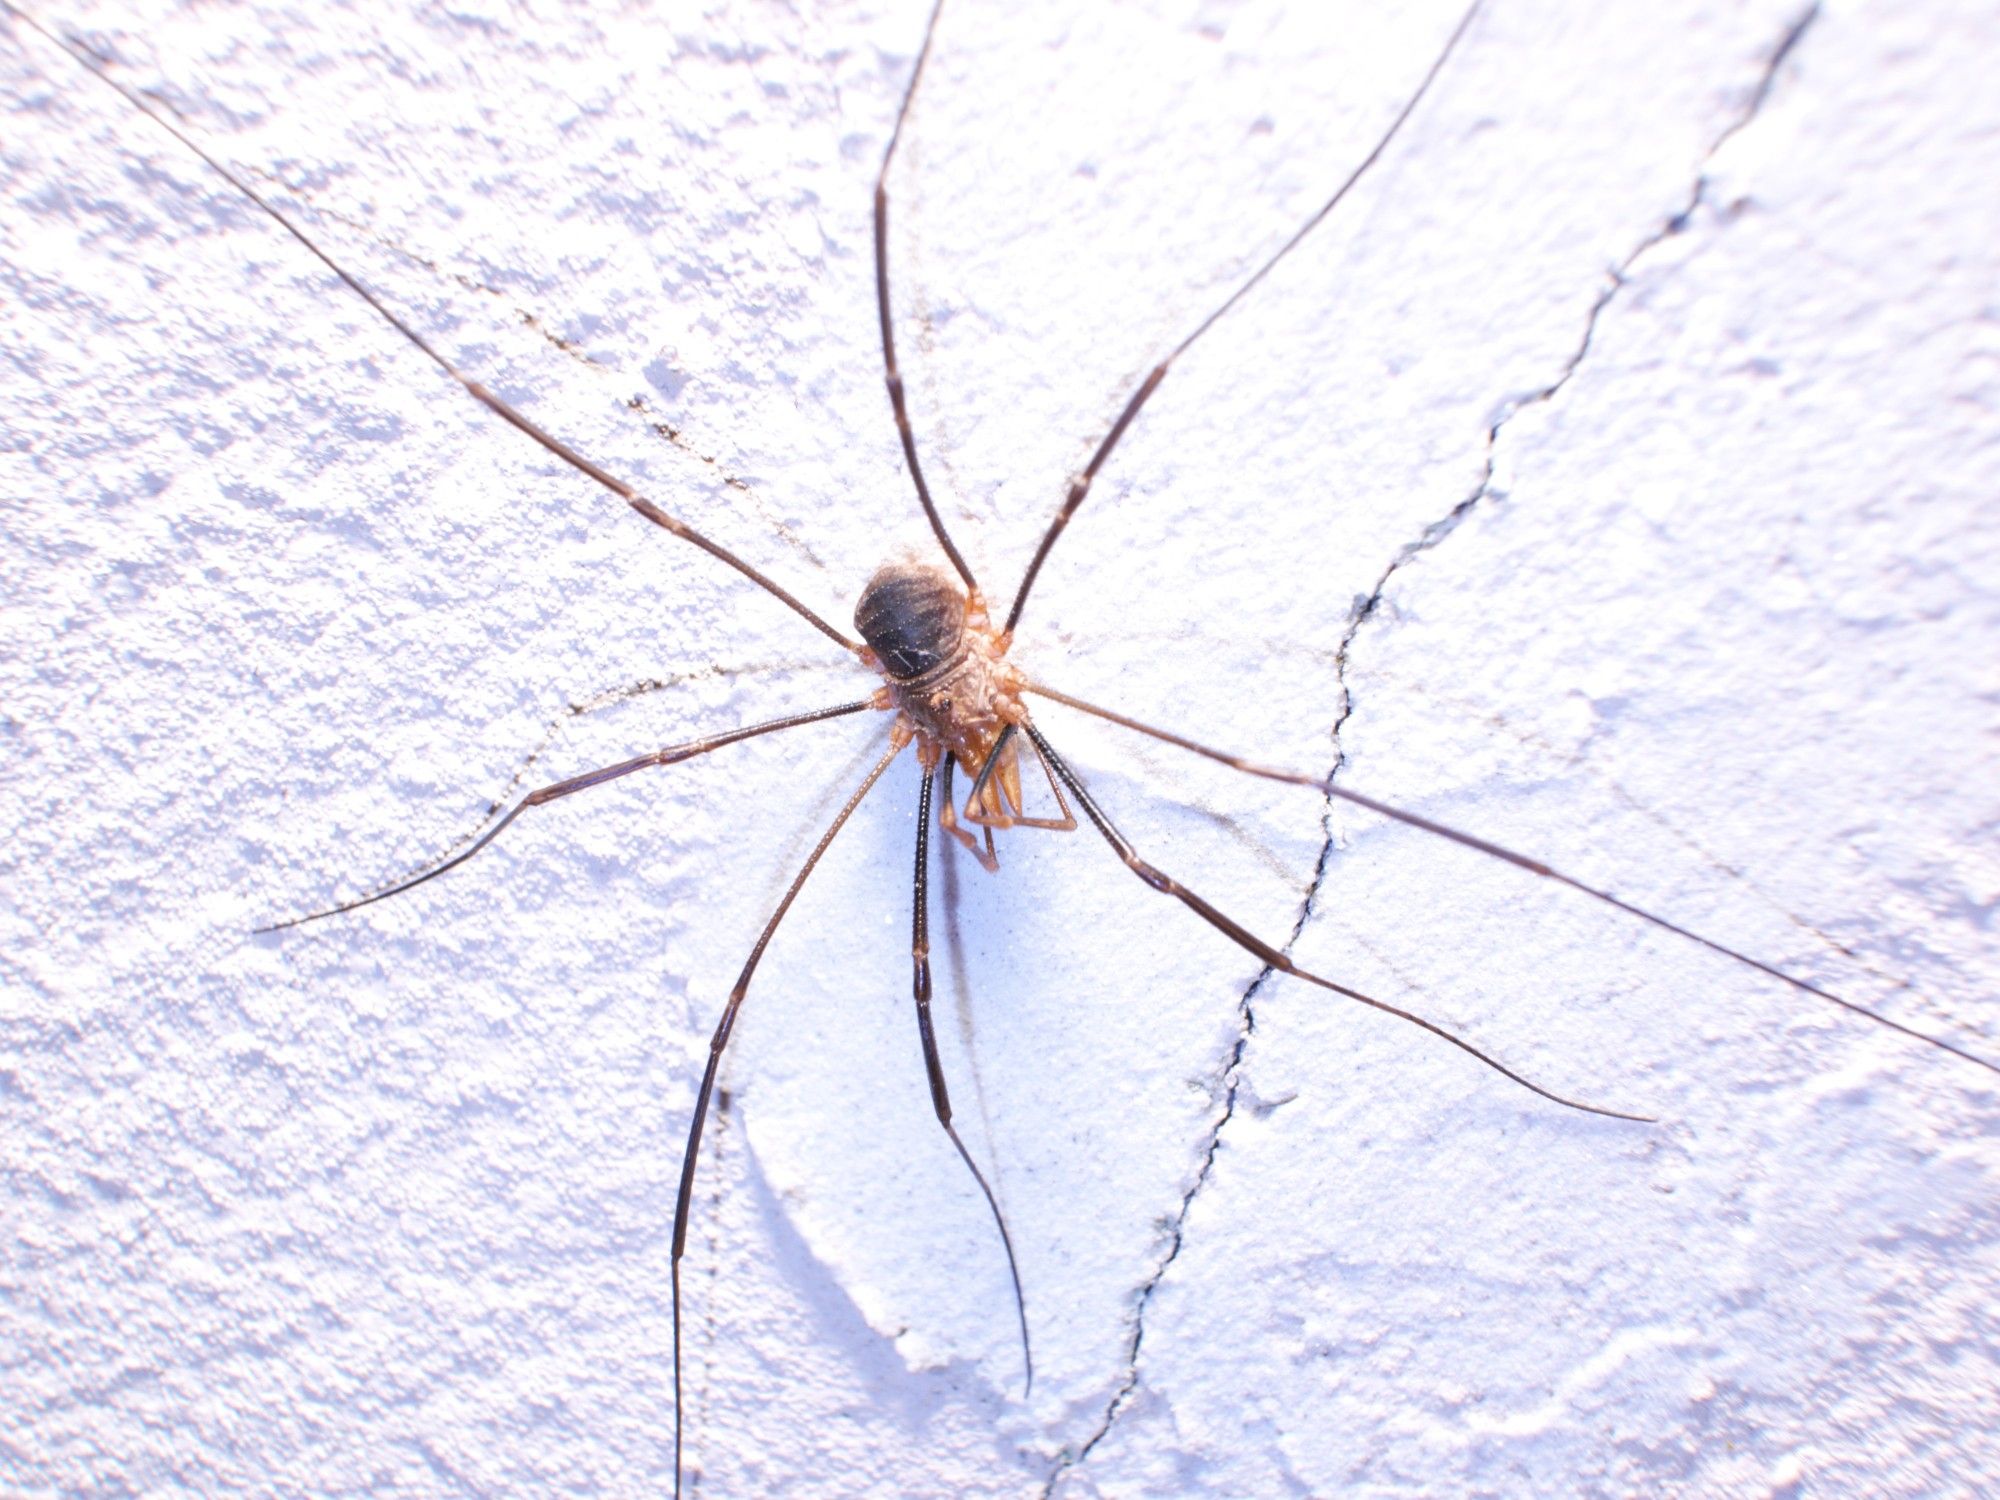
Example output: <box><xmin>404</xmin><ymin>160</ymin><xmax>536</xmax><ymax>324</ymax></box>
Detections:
<box><xmin>875</xmin><ymin>0</ymin><xmax>979</xmax><ymax>594</ymax></box>
<box><xmin>356</xmin><ymin>666</ymin><xmax>844</xmax><ymax>896</ymax></box>
<box><xmin>1027</xmin><ymin>682</ymin><xmax>2000</xmax><ymax>1078</ymax></box>
<box><xmin>1002</xmin><ymin>0</ymin><xmax>1485</xmax><ymax>635</ymax></box>
<box><xmin>256</xmin><ymin>700</ymin><xmax>876</xmax><ymax>933</ymax></box>
<box><xmin>671</xmin><ymin>736</ymin><xmax>905</xmax><ymax>1498</ymax></box>
<box><xmin>1023</xmin><ymin>724</ymin><xmax>1648</xmax><ymax>1123</ymax></box>
<box><xmin>910</xmin><ymin>767</ymin><xmax>1034</xmax><ymax>1391</ymax></box>
<box><xmin>17</xmin><ymin>5</ymin><xmax>860</xmax><ymax>655</ymax></box>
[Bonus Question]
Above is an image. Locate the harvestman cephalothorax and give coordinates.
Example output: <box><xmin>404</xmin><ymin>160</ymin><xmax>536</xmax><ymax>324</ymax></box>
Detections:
<box><xmin>11</xmin><ymin>0</ymin><xmax>1997</xmax><ymax>1491</ymax></box>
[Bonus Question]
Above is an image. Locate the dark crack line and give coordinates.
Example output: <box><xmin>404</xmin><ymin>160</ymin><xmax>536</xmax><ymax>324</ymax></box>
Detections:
<box><xmin>1041</xmin><ymin>6</ymin><xmax>1821</xmax><ymax>1492</ymax></box>
<box><xmin>308</xmin><ymin>657</ymin><xmax>846</xmax><ymax>914</ymax></box>
<box><xmin>1037</xmin><ymin>827</ymin><xmax>1337</xmax><ymax>1497</ymax></box>
<box><xmin>468</xmin><ymin>657</ymin><xmax>849</xmax><ymax>823</ymax></box>
<box><xmin>227</xmin><ymin>164</ymin><xmax>834</xmax><ymax>573</ymax></box>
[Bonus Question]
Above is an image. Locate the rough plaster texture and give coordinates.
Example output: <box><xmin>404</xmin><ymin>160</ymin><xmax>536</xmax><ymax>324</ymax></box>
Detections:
<box><xmin>3</xmin><ymin>0</ymin><xmax>1997</xmax><ymax>1495</ymax></box>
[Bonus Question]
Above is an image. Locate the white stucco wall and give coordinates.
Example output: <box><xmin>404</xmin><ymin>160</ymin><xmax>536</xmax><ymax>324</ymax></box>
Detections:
<box><xmin>3</xmin><ymin>0</ymin><xmax>1996</xmax><ymax>1495</ymax></box>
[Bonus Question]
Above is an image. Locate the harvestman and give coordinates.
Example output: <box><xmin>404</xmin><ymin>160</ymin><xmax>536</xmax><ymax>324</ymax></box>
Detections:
<box><xmin>17</xmin><ymin>0</ymin><xmax>1996</xmax><ymax>1490</ymax></box>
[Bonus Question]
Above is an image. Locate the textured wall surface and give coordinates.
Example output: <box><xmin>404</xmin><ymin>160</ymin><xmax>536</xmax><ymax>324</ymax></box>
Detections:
<box><xmin>4</xmin><ymin>1</ymin><xmax>1997</xmax><ymax>1495</ymax></box>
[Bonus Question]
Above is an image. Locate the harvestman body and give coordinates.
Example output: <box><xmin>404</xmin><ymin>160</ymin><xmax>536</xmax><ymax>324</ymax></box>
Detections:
<box><xmin>17</xmin><ymin>0</ymin><xmax>1996</xmax><ymax>1492</ymax></box>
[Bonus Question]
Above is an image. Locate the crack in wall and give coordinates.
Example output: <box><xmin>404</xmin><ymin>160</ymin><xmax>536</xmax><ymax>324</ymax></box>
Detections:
<box><xmin>1040</xmin><ymin>5</ymin><xmax>1821</xmax><ymax>1492</ymax></box>
<box><xmin>224</xmin><ymin>157</ymin><xmax>830</xmax><ymax>570</ymax></box>
<box><xmin>46</xmin><ymin>9</ymin><xmax>817</xmax><ymax>567</ymax></box>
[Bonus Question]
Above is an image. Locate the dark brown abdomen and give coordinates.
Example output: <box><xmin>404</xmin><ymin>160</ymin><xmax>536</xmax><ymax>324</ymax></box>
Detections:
<box><xmin>854</xmin><ymin>561</ymin><xmax>967</xmax><ymax>680</ymax></box>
